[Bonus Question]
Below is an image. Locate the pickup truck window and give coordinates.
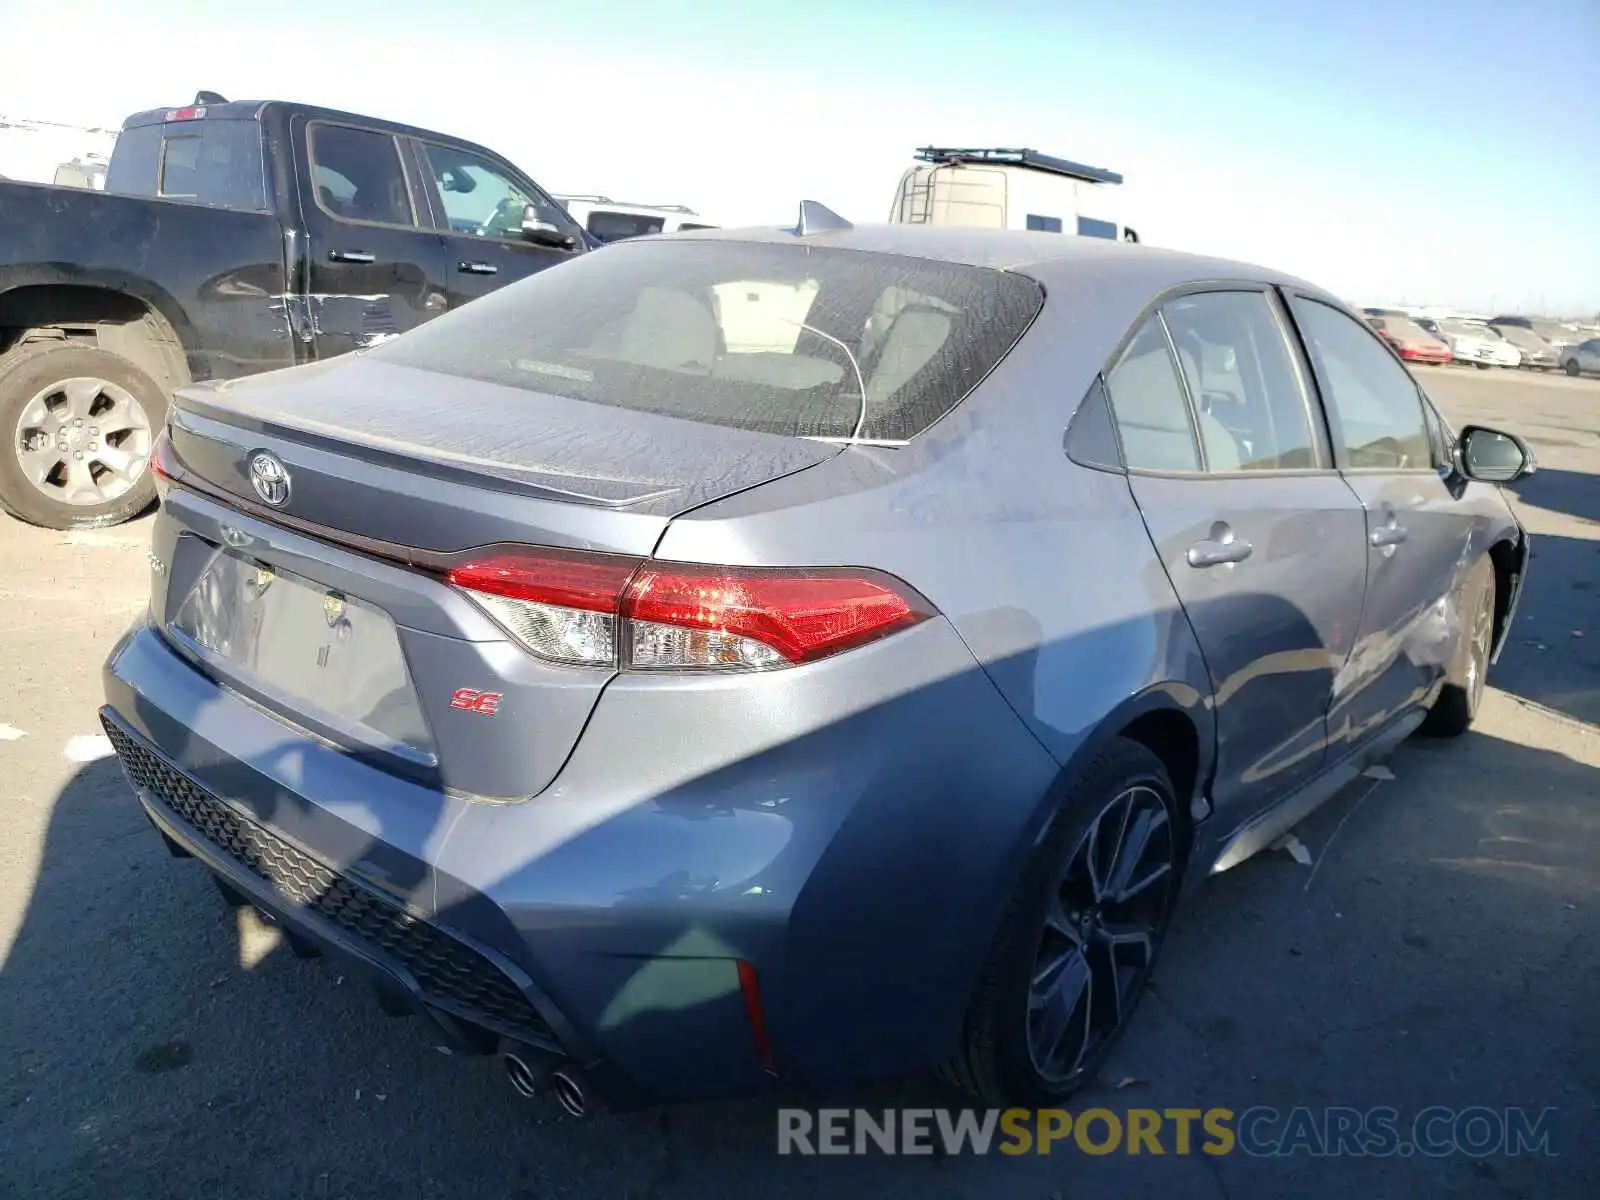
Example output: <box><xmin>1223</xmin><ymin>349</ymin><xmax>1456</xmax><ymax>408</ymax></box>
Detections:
<box><xmin>586</xmin><ymin>211</ymin><xmax>667</xmax><ymax>242</ymax></box>
<box><xmin>308</xmin><ymin>123</ymin><xmax>417</xmax><ymax>228</ymax></box>
<box><xmin>104</xmin><ymin>119</ymin><xmax>268</xmax><ymax>213</ymax></box>
<box><xmin>418</xmin><ymin>142</ymin><xmax>572</xmax><ymax>242</ymax></box>
<box><xmin>103</xmin><ymin>125</ymin><xmax>161</xmax><ymax>196</ymax></box>
<box><xmin>158</xmin><ymin>121</ymin><xmax>269</xmax><ymax>212</ymax></box>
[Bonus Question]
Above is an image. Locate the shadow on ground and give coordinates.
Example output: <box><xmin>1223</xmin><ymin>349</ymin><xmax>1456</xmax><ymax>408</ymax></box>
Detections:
<box><xmin>1</xmin><ymin>723</ymin><xmax>1594</xmax><ymax>1199</ymax></box>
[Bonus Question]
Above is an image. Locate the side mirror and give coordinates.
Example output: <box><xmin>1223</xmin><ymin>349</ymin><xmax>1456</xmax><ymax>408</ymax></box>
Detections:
<box><xmin>1456</xmin><ymin>424</ymin><xmax>1536</xmax><ymax>484</ymax></box>
<box><xmin>521</xmin><ymin>204</ymin><xmax>577</xmax><ymax>249</ymax></box>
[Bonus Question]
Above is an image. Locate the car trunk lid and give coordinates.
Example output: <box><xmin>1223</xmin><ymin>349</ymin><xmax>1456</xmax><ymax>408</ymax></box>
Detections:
<box><xmin>154</xmin><ymin>354</ymin><xmax>837</xmax><ymax>799</ymax></box>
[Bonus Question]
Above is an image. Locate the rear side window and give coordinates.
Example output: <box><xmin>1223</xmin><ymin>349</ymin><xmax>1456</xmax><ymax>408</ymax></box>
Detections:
<box><xmin>107</xmin><ymin>119</ymin><xmax>267</xmax><ymax>212</ymax></box>
<box><xmin>1160</xmin><ymin>290</ymin><xmax>1318</xmax><ymax>470</ymax></box>
<box><xmin>1104</xmin><ymin>317</ymin><xmax>1201</xmax><ymax>472</ymax></box>
<box><xmin>369</xmin><ymin>239</ymin><xmax>1044</xmax><ymax>442</ymax></box>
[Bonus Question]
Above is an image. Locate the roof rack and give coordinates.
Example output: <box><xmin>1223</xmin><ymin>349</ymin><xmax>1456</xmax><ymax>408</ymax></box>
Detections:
<box><xmin>913</xmin><ymin>147</ymin><xmax>1123</xmax><ymax>186</ymax></box>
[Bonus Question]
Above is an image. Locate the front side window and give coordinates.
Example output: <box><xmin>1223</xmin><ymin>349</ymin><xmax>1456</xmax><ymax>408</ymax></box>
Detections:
<box><xmin>1289</xmin><ymin>297</ymin><xmax>1431</xmax><ymax>470</ymax></box>
<box><xmin>368</xmin><ymin>239</ymin><xmax>1043</xmax><ymax>442</ymax></box>
<box><xmin>1103</xmin><ymin>317</ymin><xmax>1200</xmax><ymax>472</ymax></box>
<box><xmin>308</xmin><ymin>125</ymin><xmax>414</xmax><ymax>227</ymax></box>
<box><xmin>1160</xmin><ymin>290</ymin><xmax>1319</xmax><ymax>471</ymax></box>
<box><xmin>421</xmin><ymin>143</ymin><xmax>570</xmax><ymax>241</ymax></box>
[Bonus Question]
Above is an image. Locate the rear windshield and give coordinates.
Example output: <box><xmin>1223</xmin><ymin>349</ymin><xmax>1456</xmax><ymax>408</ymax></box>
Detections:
<box><xmin>106</xmin><ymin>118</ymin><xmax>267</xmax><ymax>213</ymax></box>
<box><xmin>369</xmin><ymin>239</ymin><xmax>1045</xmax><ymax>442</ymax></box>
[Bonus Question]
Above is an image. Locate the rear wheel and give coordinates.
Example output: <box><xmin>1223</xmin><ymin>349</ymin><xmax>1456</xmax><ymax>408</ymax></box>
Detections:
<box><xmin>942</xmin><ymin>738</ymin><xmax>1184</xmax><ymax>1106</ymax></box>
<box><xmin>1419</xmin><ymin>558</ymin><xmax>1495</xmax><ymax>738</ymax></box>
<box><xmin>1566</xmin><ymin>359</ymin><xmax>1582</xmax><ymax>377</ymax></box>
<box><xmin>0</xmin><ymin>342</ymin><xmax>166</xmax><ymax>530</ymax></box>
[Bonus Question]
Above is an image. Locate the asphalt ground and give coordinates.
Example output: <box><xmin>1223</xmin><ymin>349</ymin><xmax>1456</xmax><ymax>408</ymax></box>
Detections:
<box><xmin>1</xmin><ymin>364</ymin><xmax>1595</xmax><ymax>1199</ymax></box>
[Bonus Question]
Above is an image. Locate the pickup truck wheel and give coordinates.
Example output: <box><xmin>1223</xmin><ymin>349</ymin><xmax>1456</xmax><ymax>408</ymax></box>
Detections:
<box><xmin>0</xmin><ymin>343</ymin><xmax>166</xmax><ymax>530</ymax></box>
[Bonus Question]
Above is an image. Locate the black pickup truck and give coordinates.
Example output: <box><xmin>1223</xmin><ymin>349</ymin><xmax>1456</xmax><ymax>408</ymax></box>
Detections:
<box><xmin>0</xmin><ymin>94</ymin><xmax>589</xmax><ymax>529</ymax></box>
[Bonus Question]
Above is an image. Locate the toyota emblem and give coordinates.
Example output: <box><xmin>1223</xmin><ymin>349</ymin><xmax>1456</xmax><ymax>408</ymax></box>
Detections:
<box><xmin>248</xmin><ymin>451</ymin><xmax>291</xmax><ymax>507</ymax></box>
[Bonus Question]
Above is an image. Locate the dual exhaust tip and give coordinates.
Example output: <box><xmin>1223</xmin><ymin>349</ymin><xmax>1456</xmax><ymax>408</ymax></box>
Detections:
<box><xmin>502</xmin><ymin>1051</ymin><xmax>589</xmax><ymax>1119</ymax></box>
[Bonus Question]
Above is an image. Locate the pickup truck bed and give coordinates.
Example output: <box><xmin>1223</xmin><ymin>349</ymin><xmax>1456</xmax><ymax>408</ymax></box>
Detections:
<box><xmin>0</xmin><ymin>95</ymin><xmax>587</xmax><ymax>529</ymax></box>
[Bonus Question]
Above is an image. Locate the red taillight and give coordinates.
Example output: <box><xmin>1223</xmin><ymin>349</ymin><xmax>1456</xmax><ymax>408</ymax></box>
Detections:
<box><xmin>446</xmin><ymin>551</ymin><xmax>640</xmax><ymax>613</ymax></box>
<box><xmin>149</xmin><ymin>427</ymin><xmax>174</xmax><ymax>501</ymax></box>
<box><xmin>623</xmin><ymin>564</ymin><xmax>930</xmax><ymax>668</ymax></box>
<box><xmin>736</xmin><ymin>959</ymin><xmax>778</xmax><ymax>1075</ymax></box>
<box><xmin>164</xmin><ymin>106</ymin><xmax>203</xmax><ymax>121</ymax></box>
<box><xmin>442</xmin><ymin>547</ymin><xmax>933</xmax><ymax>671</ymax></box>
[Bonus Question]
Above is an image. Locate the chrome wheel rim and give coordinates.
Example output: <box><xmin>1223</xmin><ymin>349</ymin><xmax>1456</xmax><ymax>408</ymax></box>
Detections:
<box><xmin>14</xmin><ymin>377</ymin><xmax>153</xmax><ymax>506</ymax></box>
<box><xmin>1027</xmin><ymin>784</ymin><xmax>1177</xmax><ymax>1084</ymax></box>
<box><xmin>1464</xmin><ymin>581</ymin><xmax>1494</xmax><ymax>714</ymax></box>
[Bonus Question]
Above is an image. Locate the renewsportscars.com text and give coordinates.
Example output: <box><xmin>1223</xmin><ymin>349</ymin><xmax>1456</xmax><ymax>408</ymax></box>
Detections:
<box><xmin>776</xmin><ymin>1106</ymin><xmax>1558</xmax><ymax>1157</ymax></box>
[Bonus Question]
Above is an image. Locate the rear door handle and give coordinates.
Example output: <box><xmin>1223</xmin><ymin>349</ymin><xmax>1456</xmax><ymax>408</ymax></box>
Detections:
<box><xmin>1186</xmin><ymin>522</ymin><xmax>1253</xmax><ymax>568</ymax></box>
<box><xmin>327</xmin><ymin>249</ymin><xmax>375</xmax><ymax>264</ymax></box>
<box><xmin>457</xmin><ymin>260</ymin><xmax>498</xmax><ymax>275</ymax></box>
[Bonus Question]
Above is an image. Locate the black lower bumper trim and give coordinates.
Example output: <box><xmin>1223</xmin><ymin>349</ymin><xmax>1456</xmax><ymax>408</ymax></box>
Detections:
<box><xmin>103</xmin><ymin>711</ymin><xmax>566</xmax><ymax>1057</ymax></box>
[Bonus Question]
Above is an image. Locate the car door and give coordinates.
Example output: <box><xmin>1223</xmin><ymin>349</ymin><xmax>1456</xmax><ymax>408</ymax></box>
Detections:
<box><xmin>293</xmin><ymin>117</ymin><xmax>449</xmax><ymax>358</ymax></box>
<box><xmin>1284</xmin><ymin>294</ymin><xmax>1478</xmax><ymax>753</ymax></box>
<box><xmin>1103</xmin><ymin>287</ymin><xmax>1369</xmax><ymax>823</ymax></box>
<box><xmin>408</xmin><ymin>138</ymin><xmax>585</xmax><ymax>307</ymax></box>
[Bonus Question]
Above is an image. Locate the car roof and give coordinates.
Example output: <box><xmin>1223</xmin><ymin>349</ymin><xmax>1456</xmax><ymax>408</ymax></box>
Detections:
<box><xmin>658</xmin><ymin>223</ymin><xmax>1338</xmax><ymax>302</ymax></box>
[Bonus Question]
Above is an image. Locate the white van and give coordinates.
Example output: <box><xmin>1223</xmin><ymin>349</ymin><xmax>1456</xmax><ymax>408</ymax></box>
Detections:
<box><xmin>555</xmin><ymin>195</ymin><xmax>718</xmax><ymax>243</ymax></box>
<box><xmin>889</xmin><ymin>147</ymin><xmax>1139</xmax><ymax>243</ymax></box>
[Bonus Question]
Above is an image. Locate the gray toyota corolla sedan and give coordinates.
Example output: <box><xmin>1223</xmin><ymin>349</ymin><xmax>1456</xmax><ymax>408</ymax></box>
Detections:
<box><xmin>102</xmin><ymin>212</ymin><xmax>1534</xmax><ymax>1113</ymax></box>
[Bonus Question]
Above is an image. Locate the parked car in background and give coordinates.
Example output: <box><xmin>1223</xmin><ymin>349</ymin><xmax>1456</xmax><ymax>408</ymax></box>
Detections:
<box><xmin>1487</xmin><ymin>323</ymin><xmax>1559</xmax><ymax>370</ymax></box>
<box><xmin>556</xmin><ymin>196</ymin><xmax>718</xmax><ymax>243</ymax></box>
<box><xmin>103</xmin><ymin>217</ymin><xmax>1534</xmax><ymax>1113</ymax></box>
<box><xmin>1418</xmin><ymin>318</ymin><xmax>1521</xmax><ymax>369</ymax></box>
<box><xmin>1559</xmin><ymin>337</ymin><xmax>1600</xmax><ymax>377</ymax></box>
<box><xmin>1364</xmin><ymin>314</ymin><xmax>1452</xmax><ymax>364</ymax></box>
<box><xmin>0</xmin><ymin>92</ymin><xmax>586</xmax><ymax>530</ymax></box>
<box><xmin>1489</xmin><ymin>315</ymin><xmax>1580</xmax><ymax>351</ymax></box>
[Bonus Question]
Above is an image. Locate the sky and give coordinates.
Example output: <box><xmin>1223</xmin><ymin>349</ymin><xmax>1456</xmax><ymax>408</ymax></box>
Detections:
<box><xmin>1</xmin><ymin>0</ymin><xmax>1595</xmax><ymax>314</ymax></box>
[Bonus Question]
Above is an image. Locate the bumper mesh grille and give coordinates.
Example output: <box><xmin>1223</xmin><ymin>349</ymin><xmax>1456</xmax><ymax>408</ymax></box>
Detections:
<box><xmin>102</xmin><ymin>717</ymin><xmax>555</xmax><ymax>1045</ymax></box>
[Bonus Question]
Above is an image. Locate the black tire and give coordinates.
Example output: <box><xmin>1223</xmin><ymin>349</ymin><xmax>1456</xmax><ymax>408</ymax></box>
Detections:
<box><xmin>942</xmin><ymin>738</ymin><xmax>1185</xmax><ymax>1106</ymax></box>
<box><xmin>1565</xmin><ymin>360</ymin><xmax>1581</xmax><ymax>377</ymax></box>
<box><xmin>1475</xmin><ymin>362</ymin><xmax>1491</xmax><ymax>370</ymax></box>
<box><xmin>1418</xmin><ymin>558</ymin><xmax>1496</xmax><ymax>738</ymax></box>
<box><xmin>0</xmin><ymin>342</ymin><xmax>167</xmax><ymax>530</ymax></box>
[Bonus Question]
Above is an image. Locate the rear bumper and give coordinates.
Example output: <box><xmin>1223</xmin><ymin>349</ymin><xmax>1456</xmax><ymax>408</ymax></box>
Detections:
<box><xmin>111</xmin><ymin>706</ymin><xmax>599</xmax><ymax>1049</ymax></box>
<box><xmin>102</xmin><ymin>611</ymin><xmax>1059</xmax><ymax>1101</ymax></box>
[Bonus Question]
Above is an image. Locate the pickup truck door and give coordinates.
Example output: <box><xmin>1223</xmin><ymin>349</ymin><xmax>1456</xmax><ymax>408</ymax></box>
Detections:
<box><xmin>291</xmin><ymin>116</ymin><xmax>448</xmax><ymax>357</ymax></box>
<box><xmin>404</xmin><ymin>137</ymin><xmax>585</xmax><ymax>307</ymax></box>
